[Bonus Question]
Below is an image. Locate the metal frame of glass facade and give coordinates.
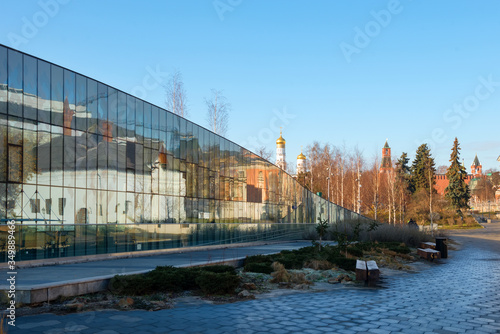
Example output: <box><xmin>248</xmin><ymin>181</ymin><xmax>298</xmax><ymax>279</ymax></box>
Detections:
<box><xmin>0</xmin><ymin>44</ymin><xmax>370</xmax><ymax>262</ymax></box>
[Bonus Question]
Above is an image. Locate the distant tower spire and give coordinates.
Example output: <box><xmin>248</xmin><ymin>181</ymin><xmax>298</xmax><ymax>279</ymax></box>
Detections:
<box><xmin>471</xmin><ymin>154</ymin><xmax>482</xmax><ymax>178</ymax></box>
<box><xmin>380</xmin><ymin>139</ymin><xmax>392</xmax><ymax>173</ymax></box>
<box><xmin>276</xmin><ymin>128</ymin><xmax>286</xmax><ymax>170</ymax></box>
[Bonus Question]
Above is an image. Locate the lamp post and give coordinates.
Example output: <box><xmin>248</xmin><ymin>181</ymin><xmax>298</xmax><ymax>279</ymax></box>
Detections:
<box><xmin>326</xmin><ymin>166</ymin><xmax>331</xmax><ymax>222</ymax></box>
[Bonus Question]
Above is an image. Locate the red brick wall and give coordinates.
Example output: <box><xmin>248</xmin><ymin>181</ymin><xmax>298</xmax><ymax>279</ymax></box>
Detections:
<box><xmin>434</xmin><ymin>174</ymin><xmax>473</xmax><ymax>195</ymax></box>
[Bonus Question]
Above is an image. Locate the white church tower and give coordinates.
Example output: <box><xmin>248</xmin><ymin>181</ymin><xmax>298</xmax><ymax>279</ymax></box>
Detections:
<box><xmin>276</xmin><ymin>129</ymin><xmax>286</xmax><ymax>170</ymax></box>
<box><xmin>296</xmin><ymin>147</ymin><xmax>307</xmax><ymax>174</ymax></box>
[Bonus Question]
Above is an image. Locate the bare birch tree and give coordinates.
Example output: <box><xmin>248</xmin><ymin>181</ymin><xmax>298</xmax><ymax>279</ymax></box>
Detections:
<box><xmin>165</xmin><ymin>70</ymin><xmax>188</xmax><ymax>117</ymax></box>
<box><xmin>205</xmin><ymin>89</ymin><xmax>230</xmax><ymax>136</ymax></box>
<box><xmin>256</xmin><ymin>146</ymin><xmax>272</xmax><ymax>161</ymax></box>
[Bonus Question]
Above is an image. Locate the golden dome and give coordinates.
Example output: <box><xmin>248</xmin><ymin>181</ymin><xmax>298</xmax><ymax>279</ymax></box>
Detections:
<box><xmin>276</xmin><ymin>132</ymin><xmax>286</xmax><ymax>145</ymax></box>
<box><xmin>297</xmin><ymin>152</ymin><xmax>306</xmax><ymax>160</ymax></box>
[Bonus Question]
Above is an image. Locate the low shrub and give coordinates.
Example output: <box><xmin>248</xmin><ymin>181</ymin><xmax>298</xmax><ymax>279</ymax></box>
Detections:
<box><xmin>200</xmin><ymin>265</ymin><xmax>236</xmax><ymax>275</ymax></box>
<box><xmin>195</xmin><ymin>271</ymin><xmax>240</xmax><ymax>295</ymax></box>
<box><xmin>303</xmin><ymin>259</ymin><xmax>333</xmax><ymax>270</ymax></box>
<box><xmin>110</xmin><ymin>265</ymin><xmax>239</xmax><ymax>296</ymax></box>
<box><xmin>245</xmin><ymin>254</ymin><xmax>274</xmax><ymax>264</ymax></box>
<box><xmin>148</xmin><ymin>266</ymin><xmax>199</xmax><ymax>292</ymax></box>
<box><xmin>384</xmin><ymin>243</ymin><xmax>411</xmax><ymax>254</ymax></box>
<box><xmin>244</xmin><ymin>262</ymin><xmax>273</xmax><ymax>274</ymax></box>
<box><xmin>347</xmin><ymin>246</ymin><xmax>363</xmax><ymax>258</ymax></box>
<box><xmin>109</xmin><ymin>274</ymin><xmax>153</xmax><ymax>295</ymax></box>
<box><xmin>328</xmin><ymin>257</ymin><xmax>356</xmax><ymax>271</ymax></box>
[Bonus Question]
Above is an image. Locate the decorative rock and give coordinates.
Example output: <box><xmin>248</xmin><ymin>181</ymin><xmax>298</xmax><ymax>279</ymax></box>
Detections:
<box><xmin>65</xmin><ymin>303</ymin><xmax>84</xmax><ymax>311</ymax></box>
<box><xmin>242</xmin><ymin>283</ymin><xmax>257</xmax><ymax>290</ymax></box>
<box><xmin>118</xmin><ymin>297</ymin><xmax>134</xmax><ymax>308</ymax></box>
<box><xmin>238</xmin><ymin>290</ymin><xmax>253</xmax><ymax>298</ymax></box>
<box><xmin>328</xmin><ymin>278</ymin><xmax>340</xmax><ymax>284</ymax></box>
<box><xmin>293</xmin><ymin>284</ymin><xmax>310</xmax><ymax>290</ymax></box>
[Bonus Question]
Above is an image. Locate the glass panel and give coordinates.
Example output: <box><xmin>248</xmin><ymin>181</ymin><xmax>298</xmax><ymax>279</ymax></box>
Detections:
<box><xmin>63</xmin><ymin>134</ymin><xmax>75</xmax><ymax>189</ymax></box>
<box><xmin>97</xmin><ymin>135</ymin><xmax>107</xmax><ymax>190</ymax></box>
<box><xmin>8</xmin><ymin>145</ymin><xmax>22</xmax><ymax>183</ymax></box>
<box><xmin>87</xmin><ymin>189</ymin><xmax>97</xmax><ymax>224</ymax></box>
<box><xmin>51</xmin><ymin>125</ymin><xmax>63</xmax><ymax>186</ymax></box>
<box><xmin>75</xmin><ymin>130</ymin><xmax>86</xmax><ymax>188</ymax></box>
<box><xmin>87</xmin><ymin>79</ymin><xmax>98</xmax><ymax>133</ymax></box>
<box><xmin>63</xmin><ymin>69</ymin><xmax>75</xmax><ymax>133</ymax></box>
<box><xmin>117</xmin><ymin>139</ymin><xmax>126</xmax><ymax>191</ymax></box>
<box><xmin>107</xmin><ymin>140</ymin><xmax>118</xmax><ymax>192</ymax></box>
<box><xmin>63</xmin><ymin>187</ymin><xmax>75</xmax><ymax>224</ymax></box>
<box><xmin>23</xmin><ymin>121</ymin><xmax>37</xmax><ymax>184</ymax></box>
<box><xmin>51</xmin><ymin>65</ymin><xmax>63</xmax><ymax>126</ymax></box>
<box><xmin>117</xmin><ymin>191</ymin><xmax>126</xmax><ymax>224</ymax></box>
<box><xmin>135</xmin><ymin>143</ymin><xmax>143</xmax><ymax>193</ymax></box>
<box><xmin>179</xmin><ymin>118</ymin><xmax>187</xmax><ymax>161</ymax></box>
<box><xmin>75</xmin><ymin>74</ymin><xmax>87</xmax><ymax>131</ymax></box>
<box><xmin>143</xmin><ymin>103</ymin><xmax>151</xmax><ymax>148</ymax></box>
<box><xmin>117</xmin><ymin>91</ymin><xmax>126</xmax><ymax>137</ymax></box>
<box><xmin>135</xmin><ymin>99</ymin><xmax>143</xmax><ymax>144</ymax></box>
<box><xmin>8</xmin><ymin>49</ymin><xmax>22</xmax><ymax>117</ymax></box>
<box><xmin>107</xmin><ymin>86</ymin><xmax>117</xmax><ymax>122</ymax></box>
<box><xmin>37</xmin><ymin>60</ymin><xmax>51</xmax><ymax>123</ymax></box>
<box><xmin>126</xmin><ymin>95</ymin><xmax>135</xmax><ymax>136</ymax></box>
<box><xmin>0</xmin><ymin>116</ymin><xmax>6</xmax><ymax>182</ymax></box>
<box><xmin>144</xmin><ymin>147</ymin><xmax>151</xmax><ymax>193</ymax></box>
<box><xmin>23</xmin><ymin>55</ymin><xmax>37</xmax><ymax>120</ymax></box>
<box><xmin>97</xmin><ymin>83</ymin><xmax>107</xmax><ymax>126</ymax></box>
<box><xmin>0</xmin><ymin>46</ymin><xmax>6</xmax><ymax>114</ymax></box>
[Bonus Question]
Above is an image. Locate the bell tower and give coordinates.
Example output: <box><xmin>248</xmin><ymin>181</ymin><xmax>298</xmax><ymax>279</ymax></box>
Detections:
<box><xmin>297</xmin><ymin>147</ymin><xmax>307</xmax><ymax>174</ymax></box>
<box><xmin>471</xmin><ymin>154</ymin><xmax>482</xmax><ymax>178</ymax></box>
<box><xmin>380</xmin><ymin>139</ymin><xmax>392</xmax><ymax>173</ymax></box>
<box><xmin>276</xmin><ymin>128</ymin><xmax>286</xmax><ymax>170</ymax></box>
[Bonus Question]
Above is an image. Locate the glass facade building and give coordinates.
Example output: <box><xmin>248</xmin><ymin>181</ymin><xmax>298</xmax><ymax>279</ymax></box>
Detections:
<box><xmin>0</xmin><ymin>44</ymin><xmax>370</xmax><ymax>262</ymax></box>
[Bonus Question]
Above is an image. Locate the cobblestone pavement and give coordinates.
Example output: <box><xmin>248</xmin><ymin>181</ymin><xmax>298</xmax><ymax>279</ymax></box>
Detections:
<box><xmin>10</xmin><ymin>229</ymin><xmax>500</xmax><ymax>333</ymax></box>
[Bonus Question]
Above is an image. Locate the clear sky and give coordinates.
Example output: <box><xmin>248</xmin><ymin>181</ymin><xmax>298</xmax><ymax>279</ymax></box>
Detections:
<box><xmin>1</xmin><ymin>0</ymin><xmax>499</xmax><ymax>172</ymax></box>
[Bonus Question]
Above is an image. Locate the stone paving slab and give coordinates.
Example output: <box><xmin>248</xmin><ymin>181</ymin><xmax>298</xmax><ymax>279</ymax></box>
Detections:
<box><xmin>6</xmin><ymin>222</ymin><xmax>500</xmax><ymax>333</ymax></box>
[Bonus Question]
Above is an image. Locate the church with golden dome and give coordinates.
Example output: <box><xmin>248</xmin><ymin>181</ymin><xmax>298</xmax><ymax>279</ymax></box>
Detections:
<box><xmin>297</xmin><ymin>149</ymin><xmax>307</xmax><ymax>174</ymax></box>
<box><xmin>276</xmin><ymin>130</ymin><xmax>287</xmax><ymax>170</ymax></box>
<box><xmin>275</xmin><ymin>130</ymin><xmax>307</xmax><ymax>174</ymax></box>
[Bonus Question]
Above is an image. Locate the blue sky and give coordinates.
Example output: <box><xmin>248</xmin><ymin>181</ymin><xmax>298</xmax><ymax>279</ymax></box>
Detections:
<box><xmin>1</xmin><ymin>0</ymin><xmax>499</xmax><ymax>172</ymax></box>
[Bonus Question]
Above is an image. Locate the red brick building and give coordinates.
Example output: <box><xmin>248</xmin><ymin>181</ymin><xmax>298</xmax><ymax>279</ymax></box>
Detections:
<box><xmin>434</xmin><ymin>155</ymin><xmax>481</xmax><ymax>195</ymax></box>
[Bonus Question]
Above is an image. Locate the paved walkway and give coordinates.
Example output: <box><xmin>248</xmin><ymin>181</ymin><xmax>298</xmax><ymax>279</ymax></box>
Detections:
<box><xmin>1</xmin><ymin>242</ymin><xmax>313</xmax><ymax>289</ymax></box>
<box><xmin>8</xmin><ymin>222</ymin><xmax>500</xmax><ymax>333</ymax></box>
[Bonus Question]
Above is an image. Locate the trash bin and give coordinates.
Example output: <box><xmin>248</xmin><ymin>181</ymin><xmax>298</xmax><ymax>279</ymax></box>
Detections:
<box><xmin>435</xmin><ymin>237</ymin><xmax>447</xmax><ymax>259</ymax></box>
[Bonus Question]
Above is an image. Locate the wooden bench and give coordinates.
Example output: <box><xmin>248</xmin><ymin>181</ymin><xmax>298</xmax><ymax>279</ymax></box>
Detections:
<box><xmin>419</xmin><ymin>242</ymin><xmax>436</xmax><ymax>250</ymax></box>
<box><xmin>366</xmin><ymin>261</ymin><xmax>380</xmax><ymax>283</ymax></box>
<box><xmin>356</xmin><ymin>260</ymin><xmax>380</xmax><ymax>285</ymax></box>
<box><xmin>417</xmin><ymin>248</ymin><xmax>441</xmax><ymax>261</ymax></box>
<box><xmin>356</xmin><ymin>260</ymin><xmax>367</xmax><ymax>281</ymax></box>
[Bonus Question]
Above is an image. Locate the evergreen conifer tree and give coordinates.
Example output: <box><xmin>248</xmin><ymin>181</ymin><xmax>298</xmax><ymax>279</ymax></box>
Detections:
<box><xmin>445</xmin><ymin>138</ymin><xmax>470</xmax><ymax>213</ymax></box>
<box><xmin>395</xmin><ymin>152</ymin><xmax>411</xmax><ymax>193</ymax></box>
<box><xmin>410</xmin><ymin>144</ymin><xmax>436</xmax><ymax>193</ymax></box>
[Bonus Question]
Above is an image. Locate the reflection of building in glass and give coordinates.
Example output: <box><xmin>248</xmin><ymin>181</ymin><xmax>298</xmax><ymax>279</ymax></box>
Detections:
<box><xmin>0</xmin><ymin>44</ymin><xmax>370</xmax><ymax>262</ymax></box>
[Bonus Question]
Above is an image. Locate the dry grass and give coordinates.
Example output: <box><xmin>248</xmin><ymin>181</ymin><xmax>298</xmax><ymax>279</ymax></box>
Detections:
<box><xmin>270</xmin><ymin>262</ymin><xmax>291</xmax><ymax>283</ymax></box>
<box><xmin>303</xmin><ymin>260</ymin><xmax>333</xmax><ymax>271</ymax></box>
<box><xmin>304</xmin><ymin>219</ymin><xmax>435</xmax><ymax>247</ymax></box>
<box><xmin>1</xmin><ymin>315</ymin><xmax>6</xmax><ymax>334</ymax></box>
<box><xmin>326</xmin><ymin>220</ymin><xmax>434</xmax><ymax>247</ymax></box>
<box><xmin>289</xmin><ymin>272</ymin><xmax>310</xmax><ymax>285</ymax></box>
